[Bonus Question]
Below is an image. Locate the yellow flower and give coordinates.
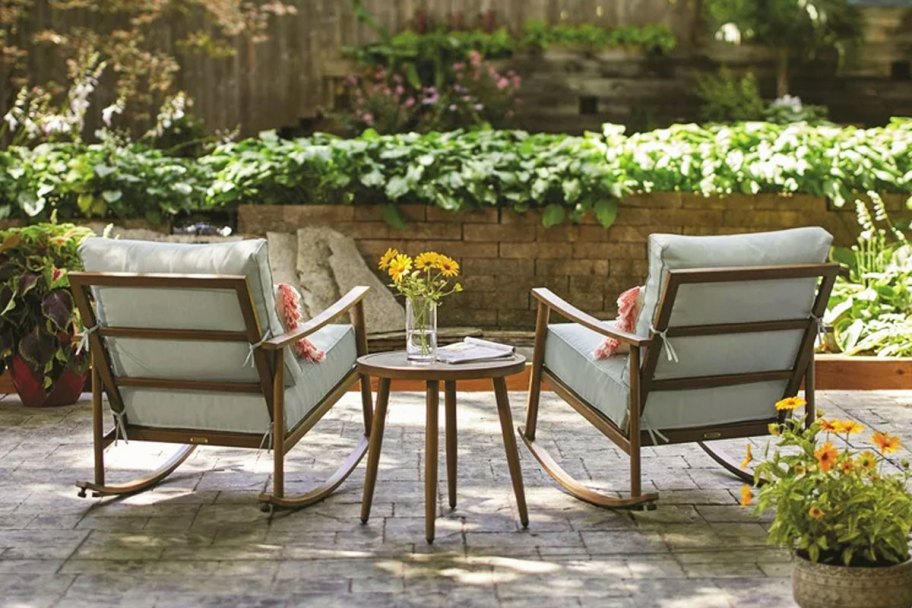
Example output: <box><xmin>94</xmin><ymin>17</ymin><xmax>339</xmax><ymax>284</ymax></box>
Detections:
<box><xmin>436</xmin><ymin>255</ymin><xmax>459</xmax><ymax>278</ymax></box>
<box><xmin>838</xmin><ymin>459</ymin><xmax>854</xmax><ymax>474</ymax></box>
<box><xmin>819</xmin><ymin>419</ymin><xmax>839</xmax><ymax>433</ymax></box>
<box><xmin>768</xmin><ymin>422</ymin><xmax>781</xmax><ymax>436</ymax></box>
<box><xmin>739</xmin><ymin>484</ymin><xmax>753</xmax><ymax>507</ymax></box>
<box><xmin>834</xmin><ymin>419</ymin><xmax>865</xmax><ymax>435</ymax></box>
<box><xmin>388</xmin><ymin>254</ymin><xmax>412</xmax><ymax>283</ymax></box>
<box><xmin>856</xmin><ymin>451</ymin><xmax>878</xmax><ymax>471</ymax></box>
<box><xmin>415</xmin><ymin>251</ymin><xmax>439</xmax><ymax>270</ymax></box>
<box><xmin>872</xmin><ymin>431</ymin><xmax>901</xmax><ymax>454</ymax></box>
<box><xmin>378</xmin><ymin>248</ymin><xmax>398</xmax><ymax>271</ymax></box>
<box><xmin>740</xmin><ymin>444</ymin><xmax>753</xmax><ymax>470</ymax></box>
<box><xmin>793</xmin><ymin>463</ymin><xmax>807</xmax><ymax>476</ymax></box>
<box><xmin>814</xmin><ymin>441</ymin><xmax>839</xmax><ymax>473</ymax></box>
<box><xmin>808</xmin><ymin>505</ymin><xmax>824</xmax><ymax>520</ymax></box>
<box><xmin>775</xmin><ymin>396</ymin><xmax>806</xmax><ymax>411</ymax></box>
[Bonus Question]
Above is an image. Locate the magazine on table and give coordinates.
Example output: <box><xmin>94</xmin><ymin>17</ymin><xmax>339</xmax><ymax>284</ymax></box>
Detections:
<box><xmin>436</xmin><ymin>337</ymin><xmax>515</xmax><ymax>364</ymax></box>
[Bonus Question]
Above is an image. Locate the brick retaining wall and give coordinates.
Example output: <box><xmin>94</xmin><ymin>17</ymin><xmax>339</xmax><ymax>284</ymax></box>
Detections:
<box><xmin>238</xmin><ymin>193</ymin><xmax>912</xmax><ymax>330</ymax></box>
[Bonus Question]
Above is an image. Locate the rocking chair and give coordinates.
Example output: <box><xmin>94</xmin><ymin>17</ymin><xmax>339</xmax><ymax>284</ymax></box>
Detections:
<box><xmin>70</xmin><ymin>238</ymin><xmax>373</xmax><ymax>511</ymax></box>
<box><xmin>521</xmin><ymin>227</ymin><xmax>839</xmax><ymax>509</ymax></box>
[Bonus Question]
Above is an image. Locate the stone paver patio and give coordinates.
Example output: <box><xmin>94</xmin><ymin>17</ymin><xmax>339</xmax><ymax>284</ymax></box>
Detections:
<box><xmin>0</xmin><ymin>389</ymin><xmax>910</xmax><ymax>607</ymax></box>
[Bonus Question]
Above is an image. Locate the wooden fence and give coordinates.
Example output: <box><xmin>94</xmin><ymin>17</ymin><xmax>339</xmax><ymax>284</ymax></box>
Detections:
<box><xmin>8</xmin><ymin>0</ymin><xmax>698</xmax><ymax>137</ymax></box>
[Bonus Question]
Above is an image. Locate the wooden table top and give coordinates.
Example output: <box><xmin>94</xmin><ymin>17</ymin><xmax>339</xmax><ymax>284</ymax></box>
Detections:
<box><xmin>357</xmin><ymin>351</ymin><xmax>527</xmax><ymax>381</ymax></box>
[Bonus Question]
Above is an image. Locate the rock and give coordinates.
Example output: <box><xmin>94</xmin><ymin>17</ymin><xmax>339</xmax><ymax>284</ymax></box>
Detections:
<box><xmin>266</xmin><ymin>232</ymin><xmax>299</xmax><ymax>285</ymax></box>
<box><xmin>296</xmin><ymin>227</ymin><xmax>404</xmax><ymax>333</ymax></box>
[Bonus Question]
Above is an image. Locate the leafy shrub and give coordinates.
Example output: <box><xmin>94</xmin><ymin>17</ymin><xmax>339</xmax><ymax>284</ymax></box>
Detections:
<box><xmin>694</xmin><ymin>69</ymin><xmax>765</xmax><ymax>122</ymax></box>
<box><xmin>522</xmin><ymin>21</ymin><xmax>677</xmax><ymax>54</ymax></box>
<box><xmin>826</xmin><ymin>194</ymin><xmax>912</xmax><ymax>357</ymax></box>
<box><xmin>0</xmin><ymin>222</ymin><xmax>95</xmax><ymax>386</ymax></box>
<box><xmin>1</xmin><ymin>121</ymin><xmax>911</xmax><ymax>226</ymax></box>
<box><xmin>0</xmin><ymin>135</ymin><xmax>209</xmax><ymax>223</ymax></box>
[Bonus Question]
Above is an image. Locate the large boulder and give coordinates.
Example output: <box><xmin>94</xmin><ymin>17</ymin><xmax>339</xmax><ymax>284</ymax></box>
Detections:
<box><xmin>267</xmin><ymin>228</ymin><xmax>404</xmax><ymax>334</ymax></box>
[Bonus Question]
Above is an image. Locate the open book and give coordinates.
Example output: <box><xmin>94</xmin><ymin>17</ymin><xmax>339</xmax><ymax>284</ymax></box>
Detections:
<box><xmin>436</xmin><ymin>337</ymin><xmax>515</xmax><ymax>364</ymax></box>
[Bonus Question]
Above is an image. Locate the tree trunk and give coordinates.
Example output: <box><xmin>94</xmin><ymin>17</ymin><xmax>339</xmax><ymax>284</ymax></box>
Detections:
<box><xmin>776</xmin><ymin>49</ymin><xmax>790</xmax><ymax>98</ymax></box>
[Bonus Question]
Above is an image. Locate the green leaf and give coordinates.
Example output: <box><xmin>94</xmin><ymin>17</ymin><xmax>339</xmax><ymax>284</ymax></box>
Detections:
<box><xmin>594</xmin><ymin>199</ymin><xmax>619</xmax><ymax>228</ymax></box>
<box><xmin>385</xmin><ymin>176</ymin><xmax>409</xmax><ymax>200</ymax></box>
<box><xmin>541</xmin><ymin>204</ymin><xmax>566</xmax><ymax>228</ymax></box>
<box><xmin>17</xmin><ymin>191</ymin><xmax>43</xmax><ymax>216</ymax></box>
<box><xmin>93</xmin><ymin>164</ymin><xmax>116</xmax><ymax>178</ymax></box>
<box><xmin>101</xmin><ymin>190</ymin><xmax>122</xmax><ymax>203</ymax></box>
<box><xmin>381</xmin><ymin>204</ymin><xmax>407</xmax><ymax>229</ymax></box>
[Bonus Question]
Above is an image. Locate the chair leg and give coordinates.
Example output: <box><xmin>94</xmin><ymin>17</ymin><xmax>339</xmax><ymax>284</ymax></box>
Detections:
<box><xmin>523</xmin><ymin>301</ymin><xmax>549</xmax><ymax>441</ymax></box>
<box><xmin>804</xmin><ymin>356</ymin><xmax>815</xmax><ymax>429</ymax></box>
<box><xmin>260</xmin><ymin>353</ymin><xmax>370</xmax><ymax>512</ymax></box>
<box><xmin>76</xmin><ymin>366</ymin><xmax>196</xmax><ymax>499</ymax></box>
<box><xmin>519</xmin><ymin>344</ymin><xmax>658</xmax><ymax>510</ymax></box>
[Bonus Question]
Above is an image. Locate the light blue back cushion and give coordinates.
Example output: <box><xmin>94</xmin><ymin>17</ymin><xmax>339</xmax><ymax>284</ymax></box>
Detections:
<box><xmin>78</xmin><ymin>238</ymin><xmax>358</xmax><ymax>433</ymax></box>
<box><xmin>547</xmin><ymin>228</ymin><xmax>832</xmax><ymax>432</ymax></box>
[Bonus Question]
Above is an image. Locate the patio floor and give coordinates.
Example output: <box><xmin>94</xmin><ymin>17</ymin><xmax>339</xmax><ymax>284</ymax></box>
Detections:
<box><xmin>0</xmin><ymin>389</ymin><xmax>910</xmax><ymax>608</ymax></box>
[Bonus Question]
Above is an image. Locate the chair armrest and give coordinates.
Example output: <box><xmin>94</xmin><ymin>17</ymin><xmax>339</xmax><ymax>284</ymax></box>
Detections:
<box><xmin>531</xmin><ymin>288</ymin><xmax>651</xmax><ymax>348</ymax></box>
<box><xmin>262</xmin><ymin>286</ymin><xmax>370</xmax><ymax>350</ymax></box>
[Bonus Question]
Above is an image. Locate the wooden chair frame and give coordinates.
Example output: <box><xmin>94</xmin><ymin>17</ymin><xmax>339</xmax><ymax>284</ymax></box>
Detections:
<box><xmin>520</xmin><ymin>263</ymin><xmax>839</xmax><ymax>509</ymax></box>
<box><xmin>68</xmin><ymin>271</ymin><xmax>374</xmax><ymax>512</ymax></box>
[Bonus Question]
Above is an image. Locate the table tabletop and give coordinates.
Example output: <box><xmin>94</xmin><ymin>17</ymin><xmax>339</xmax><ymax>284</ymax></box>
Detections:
<box><xmin>356</xmin><ymin>351</ymin><xmax>527</xmax><ymax>381</ymax></box>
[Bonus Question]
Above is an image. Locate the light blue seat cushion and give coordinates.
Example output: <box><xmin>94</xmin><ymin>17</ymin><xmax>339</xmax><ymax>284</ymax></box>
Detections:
<box><xmin>545</xmin><ymin>323</ymin><xmax>796</xmax><ymax>432</ymax></box>
<box><xmin>545</xmin><ymin>323</ymin><xmax>629</xmax><ymax>427</ymax></box>
<box><xmin>118</xmin><ymin>323</ymin><xmax>356</xmax><ymax>434</ymax></box>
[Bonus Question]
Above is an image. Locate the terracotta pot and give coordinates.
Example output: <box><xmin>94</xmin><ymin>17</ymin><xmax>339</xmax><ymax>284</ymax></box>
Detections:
<box><xmin>793</xmin><ymin>554</ymin><xmax>912</xmax><ymax>608</ymax></box>
<box><xmin>8</xmin><ymin>355</ymin><xmax>87</xmax><ymax>407</ymax></box>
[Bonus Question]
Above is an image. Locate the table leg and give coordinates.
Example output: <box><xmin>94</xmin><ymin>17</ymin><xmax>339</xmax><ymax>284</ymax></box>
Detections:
<box><xmin>444</xmin><ymin>380</ymin><xmax>457</xmax><ymax>509</ymax></box>
<box><xmin>425</xmin><ymin>380</ymin><xmax>439</xmax><ymax>543</ymax></box>
<box><xmin>360</xmin><ymin>377</ymin><xmax>390</xmax><ymax>524</ymax></box>
<box><xmin>493</xmin><ymin>377</ymin><xmax>529</xmax><ymax>528</ymax></box>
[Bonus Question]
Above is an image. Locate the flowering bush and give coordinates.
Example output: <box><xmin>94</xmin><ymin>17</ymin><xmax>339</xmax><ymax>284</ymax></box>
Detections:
<box><xmin>743</xmin><ymin>397</ymin><xmax>912</xmax><ymax>566</ymax></box>
<box><xmin>339</xmin><ymin>51</ymin><xmax>520</xmax><ymax>134</ymax></box>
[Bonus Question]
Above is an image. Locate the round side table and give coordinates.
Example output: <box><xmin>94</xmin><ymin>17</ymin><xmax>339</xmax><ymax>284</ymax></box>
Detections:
<box><xmin>357</xmin><ymin>351</ymin><xmax>529</xmax><ymax>543</ymax></box>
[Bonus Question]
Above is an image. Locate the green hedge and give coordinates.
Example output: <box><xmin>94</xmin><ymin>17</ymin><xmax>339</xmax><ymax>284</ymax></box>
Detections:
<box><xmin>2</xmin><ymin>120</ymin><xmax>911</xmax><ymax>226</ymax></box>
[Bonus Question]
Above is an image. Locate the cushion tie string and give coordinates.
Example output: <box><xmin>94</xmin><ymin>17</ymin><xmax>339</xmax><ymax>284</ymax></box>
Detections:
<box><xmin>244</xmin><ymin>330</ymin><xmax>272</xmax><ymax>368</ymax></box>
<box><xmin>258</xmin><ymin>425</ymin><xmax>273</xmax><ymax>454</ymax></box>
<box><xmin>76</xmin><ymin>325</ymin><xmax>99</xmax><ymax>355</ymax></box>
<box><xmin>650</xmin><ymin>325</ymin><xmax>679</xmax><ymax>363</ymax></box>
<box><xmin>112</xmin><ymin>410</ymin><xmax>129</xmax><ymax>445</ymax></box>
<box><xmin>810</xmin><ymin>313</ymin><xmax>828</xmax><ymax>347</ymax></box>
<box><xmin>640</xmin><ymin>410</ymin><xmax>670</xmax><ymax>445</ymax></box>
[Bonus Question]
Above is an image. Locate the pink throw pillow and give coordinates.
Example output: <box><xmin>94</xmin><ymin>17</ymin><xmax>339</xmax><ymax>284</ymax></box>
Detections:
<box><xmin>275</xmin><ymin>283</ymin><xmax>325</xmax><ymax>363</ymax></box>
<box><xmin>593</xmin><ymin>285</ymin><xmax>643</xmax><ymax>359</ymax></box>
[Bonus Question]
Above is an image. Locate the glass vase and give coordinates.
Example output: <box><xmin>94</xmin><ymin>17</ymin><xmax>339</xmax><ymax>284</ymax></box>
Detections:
<box><xmin>406</xmin><ymin>296</ymin><xmax>437</xmax><ymax>364</ymax></box>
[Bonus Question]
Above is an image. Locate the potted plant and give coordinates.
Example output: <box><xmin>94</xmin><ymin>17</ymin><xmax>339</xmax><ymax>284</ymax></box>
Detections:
<box><xmin>0</xmin><ymin>222</ymin><xmax>95</xmax><ymax>406</ymax></box>
<box><xmin>742</xmin><ymin>397</ymin><xmax>912</xmax><ymax>608</ymax></box>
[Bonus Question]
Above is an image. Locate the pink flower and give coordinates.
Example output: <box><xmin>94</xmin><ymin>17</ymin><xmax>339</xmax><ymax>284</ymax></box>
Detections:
<box><xmin>394</xmin><ymin>85</ymin><xmax>404</xmax><ymax>96</ymax></box>
<box><xmin>468</xmin><ymin>50</ymin><xmax>482</xmax><ymax>67</ymax></box>
<box><xmin>421</xmin><ymin>88</ymin><xmax>439</xmax><ymax>105</ymax></box>
<box><xmin>496</xmin><ymin>77</ymin><xmax>509</xmax><ymax>90</ymax></box>
<box><xmin>403</xmin><ymin>97</ymin><xmax>415</xmax><ymax>108</ymax></box>
<box><xmin>361</xmin><ymin>112</ymin><xmax>374</xmax><ymax>125</ymax></box>
<box><xmin>453</xmin><ymin>62</ymin><xmax>465</xmax><ymax>71</ymax></box>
